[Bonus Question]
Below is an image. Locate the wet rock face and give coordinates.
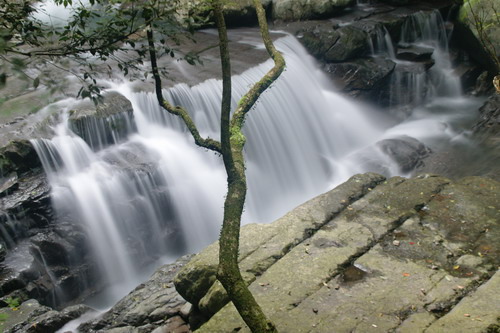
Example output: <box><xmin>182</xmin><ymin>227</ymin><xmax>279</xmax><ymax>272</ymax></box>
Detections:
<box><xmin>68</xmin><ymin>91</ymin><xmax>137</xmax><ymax>151</ymax></box>
<box><xmin>474</xmin><ymin>94</ymin><xmax>500</xmax><ymax>139</ymax></box>
<box><xmin>0</xmin><ymin>170</ymin><xmax>100</xmax><ymax>309</ymax></box>
<box><xmin>324</xmin><ymin>57</ymin><xmax>396</xmax><ymax>99</ymax></box>
<box><xmin>177</xmin><ymin>173</ymin><xmax>500</xmax><ymax>332</ymax></box>
<box><xmin>376</xmin><ymin>135</ymin><xmax>431</xmax><ymax>172</ymax></box>
<box><xmin>0</xmin><ymin>140</ymin><xmax>40</xmax><ymax>177</ymax></box>
<box><xmin>79</xmin><ymin>255</ymin><xmax>194</xmax><ymax>333</ymax></box>
<box><xmin>292</xmin><ymin>2</ymin><xmax>488</xmax><ymax>110</ymax></box>
<box><xmin>348</xmin><ymin>136</ymin><xmax>431</xmax><ymax>176</ymax></box>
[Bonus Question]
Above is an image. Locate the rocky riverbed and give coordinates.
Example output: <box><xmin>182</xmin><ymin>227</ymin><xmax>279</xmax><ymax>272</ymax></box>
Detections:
<box><xmin>0</xmin><ymin>0</ymin><xmax>499</xmax><ymax>331</ymax></box>
<box><xmin>2</xmin><ymin>172</ymin><xmax>497</xmax><ymax>332</ymax></box>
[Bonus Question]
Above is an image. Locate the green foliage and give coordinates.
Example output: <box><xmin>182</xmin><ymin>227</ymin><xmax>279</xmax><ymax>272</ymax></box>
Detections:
<box><xmin>0</xmin><ymin>0</ymin><xmax>205</xmax><ymax>101</ymax></box>
<box><xmin>460</xmin><ymin>0</ymin><xmax>500</xmax><ymax>72</ymax></box>
<box><xmin>5</xmin><ymin>297</ymin><xmax>20</xmax><ymax>310</ymax></box>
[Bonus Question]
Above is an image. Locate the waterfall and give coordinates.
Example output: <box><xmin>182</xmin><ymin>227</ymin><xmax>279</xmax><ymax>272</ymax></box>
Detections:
<box><xmin>31</xmin><ymin>10</ymin><xmax>481</xmax><ymax>307</ymax></box>
<box><xmin>32</xmin><ymin>35</ymin><xmax>387</xmax><ymax>301</ymax></box>
<box><xmin>371</xmin><ymin>10</ymin><xmax>462</xmax><ymax>110</ymax></box>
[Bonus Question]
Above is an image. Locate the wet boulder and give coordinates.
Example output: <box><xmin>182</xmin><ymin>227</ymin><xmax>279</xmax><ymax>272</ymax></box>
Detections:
<box><xmin>324</xmin><ymin>25</ymin><xmax>371</xmax><ymax>62</ymax></box>
<box><xmin>396</xmin><ymin>45</ymin><xmax>434</xmax><ymax>61</ymax></box>
<box><xmin>68</xmin><ymin>91</ymin><xmax>136</xmax><ymax>151</ymax></box>
<box><xmin>272</xmin><ymin>0</ymin><xmax>355</xmax><ymax>21</ymax></box>
<box><xmin>348</xmin><ymin>136</ymin><xmax>431</xmax><ymax>176</ymax></box>
<box><xmin>324</xmin><ymin>57</ymin><xmax>396</xmax><ymax>99</ymax></box>
<box><xmin>473</xmin><ymin>93</ymin><xmax>500</xmax><ymax>139</ymax></box>
<box><xmin>0</xmin><ymin>140</ymin><xmax>40</xmax><ymax>177</ymax></box>
<box><xmin>297</xmin><ymin>23</ymin><xmax>341</xmax><ymax>59</ymax></box>
<box><xmin>79</xmin><ymin>255</ymin><xmax>194</xmax><ymax>332</ymax></box>
<box><xmin>376</xmin><ymin>135</ymin><xmax>431</xmax><ymax>173</ymax></box>
<box><xmin>298</xmin><ymin>23</ymin><xmax>370</xmax><ymax>63</ymax></box>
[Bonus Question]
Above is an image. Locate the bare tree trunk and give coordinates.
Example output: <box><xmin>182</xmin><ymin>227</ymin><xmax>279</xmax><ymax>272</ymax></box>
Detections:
<box><xmin>214</xmin><ymin>1</ymin><xmax>284</xmax><ymax>331</ymax></box>
<box><xmin>148</xmin><ymin>0</ymin><xmax>285</xmax><ymax>330</ymax></box>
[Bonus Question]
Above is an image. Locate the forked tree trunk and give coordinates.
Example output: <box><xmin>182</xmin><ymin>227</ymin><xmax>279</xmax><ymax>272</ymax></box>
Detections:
<box><xmin>214</xmin><ymin>1</ymin><xmax>284</xmax><ymax>331</ymax></box>
<box><xmin>148</xmin><ymin>0</ymin><xmax>285</xmax><ymax>331</ymax></box>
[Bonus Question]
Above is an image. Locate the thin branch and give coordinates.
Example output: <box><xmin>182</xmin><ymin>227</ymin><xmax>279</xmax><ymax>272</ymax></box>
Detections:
<box><xmin>213</xmin><ymin>0</ymin><xmax>233</xmax><ymax>170</ymax></box>
<box><xmin>230</xmin><ymin>0</ymin><xmax>285</xmax><ymax>131</ymax></box>
<box><xmin>146</xmin><ymin>22</ymin><xmax>221</xmax><ymax>153</ymax></box>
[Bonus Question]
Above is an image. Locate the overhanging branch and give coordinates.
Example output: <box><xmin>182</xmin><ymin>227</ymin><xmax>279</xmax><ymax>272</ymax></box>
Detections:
<box><xmin>230</xmin><ymin>0</ymin><xmax>286</xmax><ymax>131</ymax></box>
<box><xmin>146</xmin><ymin>23</ymin><xmax>221</xmax><ymax>153</ymax></box>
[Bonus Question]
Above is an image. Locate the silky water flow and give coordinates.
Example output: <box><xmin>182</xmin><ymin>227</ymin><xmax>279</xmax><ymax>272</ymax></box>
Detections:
<box><xmin>32</xmin><ymin>10</ymin><xmax>483</xmax><ymax>311</ymax></box>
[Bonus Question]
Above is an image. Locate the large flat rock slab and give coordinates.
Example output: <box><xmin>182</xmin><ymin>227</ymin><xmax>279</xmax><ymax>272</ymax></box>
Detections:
<box><xmin>176</xmin><ymin>173</ymin><xmax>499</xmax><ymax>332</ymax></box>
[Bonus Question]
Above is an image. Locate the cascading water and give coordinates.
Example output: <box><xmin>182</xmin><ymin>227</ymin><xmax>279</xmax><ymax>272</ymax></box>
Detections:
<box><xmin>32</xmin><ymin>34</ymin><xmax>388</xmax><ymax>306</ymax></box>
<box><xmin>387</xmin><ymin>10</ymin><xmax>462</xmax><ymax>109</ymax></box>
<box><xmin>31</xmin><ymin>9</ymin><xmax>483</xmax><ymax>311</ymax></box>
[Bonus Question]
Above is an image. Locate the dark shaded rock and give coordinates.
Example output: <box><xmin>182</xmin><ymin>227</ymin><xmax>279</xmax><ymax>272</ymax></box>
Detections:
<box><xmin>297</xmin><ymin>24</ymin><xmax>340</xmax><ymax>59</ymax></box>
<box><xmin>453</xmin><ymin>63</ymin><xmax>486</xmax><ymax>94</ymax></box>
<box><xmin>79</xmin><ymin>254</ymin><xmax>194</xmax><ymax>332</ymax></box>
<box><xmin>349</xmin><ymin>136</ymin><xmax>431</xmax><ymax>176</ymax></box>
<box><xmin>0</xmin><ymin>299</ymin><xmax>94</xmax><ymax>333</ymax></box>
<box><xmin>377</xmin><ymin>135</ymin><xmax>431</xmax><ymax>172</ymax></box>
<box><xmin>0</xmin><ymin>140</ymin><xmax>40</xmax><ymax>177</ymax></box>
<box><xmin>324</xmin><ymin>25</ymin><xmax>370</xmax><ymax>62</ymax></box>
<box><xmin>0</xmin><ymin>173</ymin><xmax>18</xmax><ymax>198</ymax></box>
<box><xmin>473</xmin><ymin>94</ymin><xmax>500</xmax><ymax>137</ymax></box>
<box><xmin>296</xmin><ymin>21</ymin><xmax>371</xmax><ymax>63</ymax></box>
<box><xmin>324</xmin><ymin>57</ymin><xmax>396</xmax><ymax>99</ymax></box>
<box><xmin>0</xmin><ymin>172</ymin><xmax>51</xmax><ymax>241</ymax></box>
<box><xmin>396</xmin><ymin>45</ymin><xmax>434</xmax><ymax>61</ymax></box>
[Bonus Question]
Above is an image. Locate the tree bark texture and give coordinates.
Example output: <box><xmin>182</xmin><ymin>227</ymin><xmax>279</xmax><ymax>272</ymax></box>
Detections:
<box><xmin>148</xmin><ymin>0</ymin><xmax>285</xmax><ymax>331</ymax></box>
<box><xmin>215</xmin><ymin>1</ymin><xmax>284</xmax><ymax>332</ymax></box>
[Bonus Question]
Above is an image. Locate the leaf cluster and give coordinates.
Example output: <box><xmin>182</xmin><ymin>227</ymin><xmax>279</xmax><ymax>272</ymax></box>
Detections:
<box><xmin>1</xmin><ymin>0</ymin><xmax>208</xmax><ymax>103</ymax></box>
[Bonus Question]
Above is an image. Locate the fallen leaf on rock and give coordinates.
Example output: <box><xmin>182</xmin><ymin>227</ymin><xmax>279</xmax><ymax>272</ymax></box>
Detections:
<box><xmin>453</xmin><ymin>265</ymin><xmax>460</xmax><ymax>270</ymax></box>
<box><xmin>409</xmin><ymin>242</ymin><xmax>415</xmax><ymax>245</ymax></box>
<box><xmin>403</xmin><ymin>273</ymin><xmax>410</xmax><ymax>277</ymax></box>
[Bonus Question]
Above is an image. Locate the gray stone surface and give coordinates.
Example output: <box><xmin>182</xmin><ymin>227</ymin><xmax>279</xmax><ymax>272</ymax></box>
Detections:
<box><xmin>79</xmin><ymin>255</ymin><xmax>194</xmax><ymax>332</ymax></box>
<box><xmin>426</xmin><ymin>271</ymin><xmax>500</xmax><ymax>333</ymax></box>
<box><xmin>272</xmin><ymin>0</ymin><xmax>355</xmax><ymax>21</ymax></box>
<box><xmin>174</xmin><ymin>173</ymin><xmax>386</xmax><ymax>307</ymax></box>
<box><xmin>173</xmin><ymin>173</ymin><xmax>499</xmax><ymax>333</ymax></box>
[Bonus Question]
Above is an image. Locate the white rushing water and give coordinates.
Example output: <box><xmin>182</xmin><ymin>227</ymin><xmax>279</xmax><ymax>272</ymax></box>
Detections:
<box><xmin>32</xmin><ymin>10</ymin><xmax>483</xmax><ymax>313</ymax></box>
